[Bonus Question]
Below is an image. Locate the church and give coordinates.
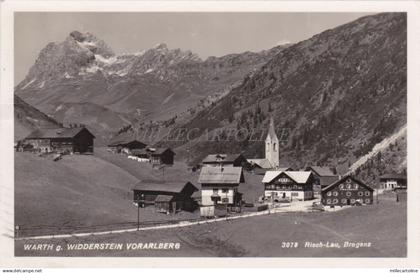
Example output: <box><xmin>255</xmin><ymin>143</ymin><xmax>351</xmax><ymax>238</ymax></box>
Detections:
<box><xmin>248</xmin><ymin>117</ymin><xmax>281</xmax><ymax>170</ymax></box>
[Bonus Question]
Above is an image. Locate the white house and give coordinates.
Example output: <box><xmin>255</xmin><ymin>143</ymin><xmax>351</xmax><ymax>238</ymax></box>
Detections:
<box><xmin>262</xmin><ymin>170</ymin><xmax>314</xmax><ymax>201</ymax></box>
<box><xmin>198</xmin><ymin>166</ymin><xmax>244</xmax><ymax>206</ymax></box>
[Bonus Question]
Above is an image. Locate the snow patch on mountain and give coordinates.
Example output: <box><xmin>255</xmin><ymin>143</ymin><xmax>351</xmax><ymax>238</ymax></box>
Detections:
<box><xmin>95</xmin><ymin>54</ymin><xmax>117</xmax><ymax>65</ymax></box>
<box><xmin>162</xmin><ymin>93</ymin><xmax>175</xmax><ymax>105</ymax></box>
<box><xmin>85</xmin><ymin>65</ymin><xmax>102</xmax><ymax>73</ymax></box>
<box><xmin>77</xmin><ymin>40</ymin><xmax>97</xmax><ymax>50</ymax></box>
<box><xmin>134</xmin><ymin>50</ymin><xmax>146</xmax><ymax>56</ymax></box>
<box><xmin>21</xmin><ymin>78</ymin><xmax>36</xmax><ymax>89</ymax></box>
<box><xmin>348</xmin><ymin>124</ymin><xmax>407</xmax><ymax>173</ymax></box>
<box><xmin>55</xmin><ymin>104</ymin><xmax>63</xmax><ymax>112</ymax></box>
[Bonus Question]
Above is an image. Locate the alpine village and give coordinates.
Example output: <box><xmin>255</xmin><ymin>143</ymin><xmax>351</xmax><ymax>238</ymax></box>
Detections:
<box><xmin>14</xmin><ymin>13</ymin><xmax>407</xmax><ymax>257</ymax></box>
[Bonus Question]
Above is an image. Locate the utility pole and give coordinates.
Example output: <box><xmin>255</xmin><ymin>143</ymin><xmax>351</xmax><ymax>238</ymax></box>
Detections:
<box><xmin>137</xmin><ymin>203</ymin><xmax>140</xmax><ymax>230</ymax></box>
<box><xmin>137</xmin><ymin>201</ymin><xmax>140</xmax><ymax>231</ymax></box>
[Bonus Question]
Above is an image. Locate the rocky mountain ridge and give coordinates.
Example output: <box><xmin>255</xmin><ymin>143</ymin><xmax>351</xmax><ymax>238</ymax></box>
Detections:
<box><xmin>16</xmin><ymin>31</ymin><xmax>288</xmax><ymax>140</ymax></box>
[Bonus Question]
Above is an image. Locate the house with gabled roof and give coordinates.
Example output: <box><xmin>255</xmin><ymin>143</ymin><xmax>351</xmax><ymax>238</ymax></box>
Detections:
<box><xmin>262</xmin><ymin>170</ymin><xmax>314</xmax><ymax>201</ymax></box>
<box><xmin>132</xmin><ymin>180</ymin><xmax>198</xmax><ymax>213</ymax></box>
<box><xmin>305</xmin><ymin>166</ymin><xmax>339</xmax><ymax>196</ymax></box>
<box><xmin>321</xmin><ymin>175</ymin><xmax>373</xmax><ymax>207</ymax></box>
<box><xmin>379</xmin><ymin>173</ymin><xmax>407</xmax><ymax>190</ymax></box>
<box><xmin>131</xmin><ymin>147</ymin><xmax>175</xmax><ymax>165</ymax></box>
<box><xmin>198</xmin><ymin>166</ymin><xmax>245</xmax><ymax>206</ymax></box>
<box><xmin>107</xmin><ymin>135</ymin><xmax>147</xmax><ymax>153</ymax></box>
<box><xmin>202</xmin><ymin>153</ymin><xmax>248</xmax><ymax>167</ymax></box>
<box><xmin>24</xmin><ymin>126</ymin><xmax>95</xmax><ymax>154</ymax></box>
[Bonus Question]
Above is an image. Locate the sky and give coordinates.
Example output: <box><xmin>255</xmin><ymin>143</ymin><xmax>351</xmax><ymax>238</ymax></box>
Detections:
<box><xmin>14</xmin><ymin>12</ymin><xmax>373</xmax><ymax>83</ymax></box>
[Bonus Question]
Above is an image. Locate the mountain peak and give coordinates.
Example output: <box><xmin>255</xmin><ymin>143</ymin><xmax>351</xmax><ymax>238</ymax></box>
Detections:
<box><xmin>69</xmin><ymin>30</ymin><xmax>90</xmax><ymax>42</ymax></box>
<box><xmin>154</xmin><ymin>43</ymin><xmax>168</xmax><ymax>50</ymax></box>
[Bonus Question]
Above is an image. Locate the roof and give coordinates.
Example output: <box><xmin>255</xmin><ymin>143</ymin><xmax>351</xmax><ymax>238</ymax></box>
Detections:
<box><xmin>26</xmin><ymin>127</ymin><xmax>95</xmax><ymax>139</ymax></box>
<box><xmin>380</xmin><ymin>173</ymin><xmax>407</xmax><ymax>180</ymax></box>
<box><xmin>306</xmin><ymin>166</ymin><xmax>335</xmax><ymax>177</ymax></box>
<box><xmin>150</xmin><ymin>148</ymin><xmax>175</xmax><ymax>155</ymax></box>
<box><xmin>191</xmin><ymin>191</ymin><xmax>201</xmax><ymax>199</ymax></box>
<box><xmin>198</xmin><ymin>166</ymin><xmax>244</xmax><ymax>185</ymax></box>
<box><xmin>262</xmin><ymin>171</ymin><xmax>312</xmax><ymax>184</ymax></box>
<box><xmin>319</xmin><ymin>176</ymin><xmax>340</xmax><ymax>187</ymax></box>
<box><xmin>202</xmin><ymin>154</ymin><xmax>244</xmax><ymax>164</ymax></box>
<box><xmin>322</xmin><ymin>175</ymin><xmax>374</xmax><ymax>192</ymax></box>
<box><xmin>155</xmin><ymin>195</ymin><xmax>174</xmax><ymax>202</ymax></box>
<box><xmin>131</xmin><ymin>147</ymin><xmax>175</xmax><ymax>156</ymax></box>
<box><xmin>132</xmin><ymin>180</ymin><xmax>197</xmax><ymax>193</ymax></box>
<box><xmin>266</xmin><ymin>117</ymin><xmax>278</xmax><ymax>141</ymax></box>
<box><xmin>131</xmin><ymin>148</ymin><xmax>149</xmax><ymax>156</ymax></box>
<box><xmin>248</xmin><ymin>158</ymin><xmax>273</xmax><ymax>169</ymax></box>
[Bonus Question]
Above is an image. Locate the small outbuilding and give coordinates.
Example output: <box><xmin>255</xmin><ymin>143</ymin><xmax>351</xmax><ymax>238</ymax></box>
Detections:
<box><xmin>379</xmin><ymin>173</ymin><xmax>407</xmax><ymax>190</ymax></box>
<box><xmin>321</xmin><ymin>175</ymin><xmax>374</xmax><ymax>207</ymax></box>
<box><xmin>149</xmin><ymin>148</ymin><xmax>175</xmax><ymax>165</ymax></box>
<box><xmin>132</xmin><ymin>180</ymin><xmax>198</xmax><ymax>213</ymax></box>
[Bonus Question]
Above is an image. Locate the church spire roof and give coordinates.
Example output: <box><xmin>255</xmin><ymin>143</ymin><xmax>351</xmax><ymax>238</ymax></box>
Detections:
<box><xmin>266</xmin><ymin>116</ymin><xmax>278</xmax><ymax>141</ymax></box>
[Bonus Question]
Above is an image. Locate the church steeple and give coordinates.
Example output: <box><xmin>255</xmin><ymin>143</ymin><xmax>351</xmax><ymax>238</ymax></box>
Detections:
<box><xmin>265</xmin><ymin>116</ymin><xmax>279</xmax><ymax>168</ymax></box>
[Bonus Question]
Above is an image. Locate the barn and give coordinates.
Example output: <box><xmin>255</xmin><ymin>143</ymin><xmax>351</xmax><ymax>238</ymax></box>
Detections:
<box><xmin>24</xmin><ymin>127</ymin><xmax>95</xmax><ymax>154</ymax></box>
<box><xmin>262</xmin><ymin>171</ymin><xmax>314</xmax><ymax>201</ymax></box>
<box><xmin>321</xmin><ymin>175</ymin><xmax>374</xmax><ymax>207</ymax></box>
<box><xmin>131</xmin><ymin>147</ymin><xmax>175</xmax><ymax>165</ymax></box>
<box><xmin>132</xmin><ymin>181</ymin><xmax>198</xmax><ymax>213</ymax></box>
<box><xmin>149</xmin><ymin>148</ymin><xmax>175</xmax><ymax>165</ymax></box>
<box><xmin>198</xmin><ymin>166</ymin><xmax>245</xmax><ymax>207</ymax></box>
<box><xmin>305</xmin><ymin>166</ymin><xmax>339</xmax><ymax>196</ymax></box>
<box><xmin>108</xmin><ymin>137</ymin><xmax>147</xmax><ymax>154</ymax></box>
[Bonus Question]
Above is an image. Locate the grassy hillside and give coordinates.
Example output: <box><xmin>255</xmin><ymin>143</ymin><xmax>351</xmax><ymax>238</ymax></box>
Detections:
<box><xmin>351</xmin><ymin>129</ymin><xmax>406</xmax><ymax>186</ymax></box>
<box><xmin>14</xmin><ymin>95</ymin><xmax>61</xmax><ymax>141</ymax></box>
<box><xmin>14</xmin><ymin>152</ymin><xmax>200</xmax><ymax>236</ymax></box>
<box><xmin>16</xmin><ymin>194</ymin><xmax>406</xmax><ymax>257</ymax></box>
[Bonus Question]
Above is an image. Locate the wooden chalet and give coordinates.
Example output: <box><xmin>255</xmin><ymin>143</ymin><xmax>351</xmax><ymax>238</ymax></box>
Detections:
<box><xmin>198</xmin><ymin>166</ymin><xmax>245</xmax><ymax>207</ymax></box>
<box><xmin>150</xmin><ymin>148</ymin><xmax>175</xmax><ymax>165</ymax></box>
<box><xmin>321</xmin><ymin>175</ymin><xmax>374</xmax><ymax>207</ymax></box>
<box><xmin>379</xmin><ymin>173</ymin><xmax>407</xmax><ymax>190</ymax></box>
<box><xmin>262</xmin><ymin>171</ymin><xmax>314</xmax><ymax>201</ymax></box>
<box><xmin>107</xmin><ymin>136</ymin><xmax>147</xmax><ymax>154</ymax></box>
<box><xmin>132</xmin><ymin>180</ymin><xmax>198</xmax><ymax>213</ymax></box>
<box><xmin>202</xmin><ymin>154</ymin><xmax>248</xmax><ymax>167</ymax></box>
<box><xmin>131</xmin><ymin>147</ymin><xmax>175</xmax><ymax>165</ymax></box>
<box><xmin>24</xmin><ymin>127</ymin><xmax>95</xmax><ymax>154</ymax></box>
<box><xmin>305</xmin><ymin>166</ymin><xmax>339</xmax><ymax>196</ymax></box>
